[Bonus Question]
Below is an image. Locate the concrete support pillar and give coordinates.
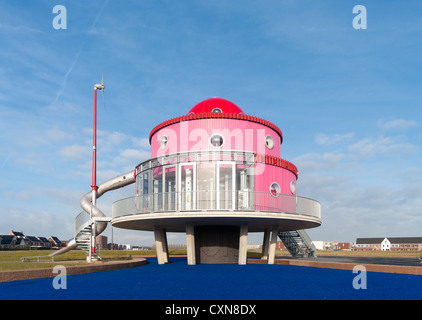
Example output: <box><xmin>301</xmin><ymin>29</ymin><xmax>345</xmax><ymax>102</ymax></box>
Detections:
<box><xmin>162</xmin><ymin>228</ymin><xmax>169</xmax><ymax>263</ymax></box>
<box><xmin>261</xmin><ymin>228</ymin><xmax>270</xmax><ymax>260</ymax></box>
<box><xmin>268</xmin><ymin>225</ymin><xmax>279</xmax><ymax>265</ymax></box>
<box><xmin>154</xmin><ymin>226</ymin><xmax>168</xmax><ymax>265</ymax></box>
<box><xmin>238</xmin><ymin>224</ymin><xmax>248</xmax><ymax>265</ymax></box>
<box><xmin>186</xmin><ymin>224</ymin><xmax>196</xmax><ymax>265</ymax></box>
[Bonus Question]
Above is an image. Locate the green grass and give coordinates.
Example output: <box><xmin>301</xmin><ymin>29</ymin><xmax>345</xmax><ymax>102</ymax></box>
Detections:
<box><xmin>1</xmin><ymin>249</ymin><xmax>420</xmax><ymax>271</ymax></box>
<box><xmin>0</xmin><ymin>249</ymin><xmax>188</xmax><ymax>271</ymax></box>
<box><xmin>0</xmin><ymin>250</ymin><xmax>136</xmax><ymax>271</ymax></box>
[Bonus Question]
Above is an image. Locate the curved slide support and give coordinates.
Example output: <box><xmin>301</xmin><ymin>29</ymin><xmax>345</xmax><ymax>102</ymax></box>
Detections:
<box><xmin>50</xmin><ymin>170</ymin><xmax>136</xmax><ymax>257</ymax></box>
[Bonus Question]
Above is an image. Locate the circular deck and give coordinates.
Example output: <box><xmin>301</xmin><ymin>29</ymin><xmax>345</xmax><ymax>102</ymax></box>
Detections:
<box><xmin>111</xmin><ymin>193</ymin><xmax>321</xmax><ymax>233</ymax></box>
<box><xmin>112</xmin><ymin>210</ymin><xmax>321</xmax><ymax>232</ymax></box>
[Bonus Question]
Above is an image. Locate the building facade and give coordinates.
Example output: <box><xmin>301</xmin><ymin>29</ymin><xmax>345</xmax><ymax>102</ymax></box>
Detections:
<box><xmin>355</xmin><ymin>237</ymin><xmax>422</xmax><ymax>251</ymax></box>
<box><xmin>111</xmin><ymin>97</ymin><xmax>321</xmax><ymax>264</ymax></box>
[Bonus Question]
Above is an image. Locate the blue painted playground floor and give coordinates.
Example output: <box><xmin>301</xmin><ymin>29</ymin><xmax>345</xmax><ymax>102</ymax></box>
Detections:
<box><xmin>1</xmin><ymin>257</ymin><xmax>422</xmax><ymax>300</ymax></box>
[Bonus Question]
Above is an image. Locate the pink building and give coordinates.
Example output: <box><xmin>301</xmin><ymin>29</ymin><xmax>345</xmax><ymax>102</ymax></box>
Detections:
<box><xmin>112</xmin><ymin>97</ymin><xmax>321</xmax><ymax>264</ymax></box>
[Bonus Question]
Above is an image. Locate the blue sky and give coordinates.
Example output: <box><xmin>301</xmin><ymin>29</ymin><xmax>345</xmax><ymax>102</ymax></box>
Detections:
<box><xmin>0</xmin><ymin>1</ymin><xmax>421</xmax><ymax>246</ymax></box>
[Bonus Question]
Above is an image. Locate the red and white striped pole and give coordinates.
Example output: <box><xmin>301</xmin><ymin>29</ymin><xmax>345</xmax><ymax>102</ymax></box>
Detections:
<box><xmin>92</xmin><ymin>87</ymin><xmax>98</xmax><ymax>199</ymax></box>
<box><xmin>91</xmin><ymin>82</ymin><xmax>104</xmax><ymax>257</ymax></box>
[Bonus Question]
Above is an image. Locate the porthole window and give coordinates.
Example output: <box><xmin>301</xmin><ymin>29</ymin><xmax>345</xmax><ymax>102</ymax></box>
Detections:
<box><xmin>290</xmin><ymin>180</ymin><xmax>296</xmax><ymax>195</ymax></box>
<box><xmin>159</xmin><ymin>135</ymin><xmax>168</xmax><ymax>149</ymax></box>
<box><xmin>265</xmin><ymin>135</ymin><xmax>274</xmax><ymax>150</ymax></box>
<box><xmin>210</xmin><ymin>134</ymin><xmax>224</xmax><ymax>148</ymax></box>
<box><xmin>270</xmin><ymin>182</ymin><xmax>281</xmax><ymax>197</ymax></box>
<box><xmin>212</xmin><ymin>108</ymin><xmax>222</xmax><ymax>113</ymax></box>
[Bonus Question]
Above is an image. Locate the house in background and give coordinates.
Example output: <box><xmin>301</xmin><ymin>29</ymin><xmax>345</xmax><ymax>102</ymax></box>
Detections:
<box><xmin>355</xmin><ymin>237</ymin><xmax>422</xmax><ymax>251</ymax></box>
<box><xmin>38</xmin><ymin>237</ymin><xmax>52</xmax><ymax>248</ymax></box>
<box><xmin>48</xmin><ymin>236</ymin><xmax>62</xmax><ymax>249</ymax></box>
<box><xmin>0</xmin><ymin>235</ymin><xmax>16</xmax><ymax>249</ymax></box>
<box><xmin>0</xmin><ymin>231</ymin><xmax>65</xmax><ymax>250</ymax></box>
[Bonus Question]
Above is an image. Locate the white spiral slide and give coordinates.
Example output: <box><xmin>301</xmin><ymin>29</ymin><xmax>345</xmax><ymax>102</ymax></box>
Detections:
<box><xmin>49</xmin><ymin>171</ymin><xmax>135</xmax><ymax>257</ymax></box>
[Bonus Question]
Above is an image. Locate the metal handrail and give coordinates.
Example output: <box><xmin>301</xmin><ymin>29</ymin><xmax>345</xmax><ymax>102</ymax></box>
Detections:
<box><xmin>74</xmin><ymin>211</ymin><xmax>90</xmax><ymax>237</ymax></box>
<box><xmin>112</xmin><ymin>191</ymin><xmax>321</xmax><ymax>220</ymax></box>
<box><xmin>21</xmin><ymin>255</ymin><xmax>54</xmax><ymax>262</ymax></box>
<box><xmin>74</xmin><ymin>212</ymin><xmax>112</xmax><ymax>238</ymax></box>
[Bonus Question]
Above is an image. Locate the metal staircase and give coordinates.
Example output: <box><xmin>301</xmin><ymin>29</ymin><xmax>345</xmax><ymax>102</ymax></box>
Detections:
<box><xmin>74</xmin><ymin>216</ymin><xmax>112</xmax><ymax>261</ymax></box>
<box><xmin>278</xmin><ymin>229</ymin><xmax>317</xmax><ymax>258</ymax></box>
<box><xmin>75</xmin><ymin>225</ymin><xmax>101</xmax><ymax>261</ymax></box>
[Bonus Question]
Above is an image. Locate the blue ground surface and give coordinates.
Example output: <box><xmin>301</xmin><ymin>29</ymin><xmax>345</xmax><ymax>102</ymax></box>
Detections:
<box><xmin>1</xmin><ymin>257</ymin><xmax>421</xmax><ymax>300</ymax></box>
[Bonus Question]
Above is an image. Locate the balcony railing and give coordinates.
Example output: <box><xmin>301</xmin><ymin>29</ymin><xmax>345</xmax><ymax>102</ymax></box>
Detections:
<box><xmin>112</xmin><ymin>191</ymin><xmax>321</xmax><ymax>220</ymax></box>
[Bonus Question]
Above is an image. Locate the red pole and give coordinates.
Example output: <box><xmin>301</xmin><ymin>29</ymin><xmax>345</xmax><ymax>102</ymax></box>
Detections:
<box><xmin>92</xmin><ymin>88</ymin><xmax>98</xmax><ymax>194</ymax></box>
<box><xmin>91</xmin><ymin>88</ymin><xmax>98</xmax><ymax>258</ymax></box>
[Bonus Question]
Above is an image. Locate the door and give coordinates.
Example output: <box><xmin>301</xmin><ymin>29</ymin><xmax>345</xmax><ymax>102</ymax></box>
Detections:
<box><xmin>217</xmin><ymin>162</ymin><xmax>235</xmax><ymax>210</ymax></box>
<box><xmin>178</xmin><ymin>163</ymin><xmax>196</xmax><ymax>211</ymax></box>
<box><xmin>163</xmin><ymin>165</ymin><xmax>176</xmax><ymax>211</ymax></box>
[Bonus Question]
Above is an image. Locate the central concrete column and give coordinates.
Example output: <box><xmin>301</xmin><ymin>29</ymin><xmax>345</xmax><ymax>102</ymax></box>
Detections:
<box><xmin>194</xmin><ymin>225</ymin><xmax>240</xmax><ymax>264</ymax></box>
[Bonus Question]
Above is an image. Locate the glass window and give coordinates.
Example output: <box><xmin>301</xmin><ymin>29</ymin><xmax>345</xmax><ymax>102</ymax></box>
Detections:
<box><xmin>210</xmin><ymin>134</ymin><xmax>224</xmax><ymax>148</ymax></box>
<box><xmin>152</xmin><ymin>167</ymin><xmax>163</xmax><ymax>211</ymax></box>
<box><xmin>141</xmin><ymin>171</ymin><xmax>150</xmax><ymax>210</ymax></box>
<box><xmin>270</xmin><ymin>182</ymin><xmax>281</xmax><ymax>197</ymax></box>
<box><xmin>164</xmin><ymin>166</ymin><xmax>176</xmax><ymax>211</ymax></box>
<box><xmin>159</xmin><ymin>135</ymin><xmax>168</xmax><ymax>149</ymax></box>
<box><xmin>197</xmin><ymin>162</ymin><xmax>215</xmax><ymax>210</ymax></box>
<box><xmin>142</xmin><ymin>171</ymin><xmax>149</xmax><ymax>195</ymax></box>
<box><xmin>265</xmin><ymin>135</ymin><xmax>274</xmax><ymax>150</ymax></box>
<box><xmin>212</xmin><ymin>108</ymin><xmax>222</xmax><ymax>113</ymax></box>
<box><xmin>290</xmin><ymin>180</ymin><xmax>296</xmax><ymax>195</ymax></box>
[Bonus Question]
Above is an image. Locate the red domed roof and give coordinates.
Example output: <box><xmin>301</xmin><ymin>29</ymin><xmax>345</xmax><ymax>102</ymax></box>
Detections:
<box><xmin>188</xmin><ymin>97</ymin><xmax>244</xmax><ymax>114</ymax></box>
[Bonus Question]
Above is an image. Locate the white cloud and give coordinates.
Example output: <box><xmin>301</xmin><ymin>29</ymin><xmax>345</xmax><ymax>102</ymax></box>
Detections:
<box><xmin>131</xmin><ymin>137</ymin><xmax>150</xmax><ymax>149</ymax></box>
<box><xmin>294</xmin><ymin>152</ymin><xmax>346</xmax><ymax>173</ymax></box>
<box><xmin>120</xmin><ymin>148</ymin><xmax>150</xmax><ymax>162</ymax></box>
<box><xmin>315</xmin><ymin>132</ymin><xmax>354</xmax><ymax>146</ymax></box>
<box><xmin>59</xmin><ymin>144</ymin><xmax>90</xmax><ymax>161</ymax></box>
<box><xmin>348</xmin><ymin>136</ymin><xmax>418</xmax><ymax>158</ymax></box>
<box><xmin>46</xmin><ymin>127</ymin><xmax>73</xmax><ymax>141</ymax></box>
<box><xmin>379</xmin><ymin>118</ymin><xmax>418</xmax><ymax>131</ymax></box>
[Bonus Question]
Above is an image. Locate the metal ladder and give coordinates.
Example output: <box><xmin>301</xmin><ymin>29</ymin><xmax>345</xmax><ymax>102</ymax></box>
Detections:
<box><xmin>278</xmin><ymin>230</ymin><xmax>317</xmax><ymax>258</ymax></box>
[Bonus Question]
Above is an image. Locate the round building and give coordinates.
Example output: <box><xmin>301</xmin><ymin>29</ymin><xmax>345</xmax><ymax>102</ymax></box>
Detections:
<box><xmin>111</xmin><ymin>97</ymin><xmax>321</xmax><ymax>264</ymax></box>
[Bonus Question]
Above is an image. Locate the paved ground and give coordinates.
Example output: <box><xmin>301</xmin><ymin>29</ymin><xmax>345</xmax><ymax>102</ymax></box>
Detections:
<box><xmin>285</xmin><ymin>255</ymin><xmax>422</xmax><ymax>267</ymax></box>
<box><xmin>2</xmin><ymin>256</ymin><xmax>422</xmax><ymax>300</ymax></box>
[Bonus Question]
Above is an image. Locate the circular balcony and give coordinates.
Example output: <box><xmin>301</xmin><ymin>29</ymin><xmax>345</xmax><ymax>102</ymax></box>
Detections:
<box><xmin>111</xmin><ymin>191</ymin><xmax>321</xmax><ymax>233</ymax></box>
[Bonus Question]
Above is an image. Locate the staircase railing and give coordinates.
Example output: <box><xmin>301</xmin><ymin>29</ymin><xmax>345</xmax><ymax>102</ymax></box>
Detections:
<box><xmin>278</xmin><ymin>229</ymin><xmax>317</xmax><ymax>258</ymax></box>
<box><xmin>74</xmin><ymin>211</ymin><xmax>111</xmax><ymax>260</ymax></box>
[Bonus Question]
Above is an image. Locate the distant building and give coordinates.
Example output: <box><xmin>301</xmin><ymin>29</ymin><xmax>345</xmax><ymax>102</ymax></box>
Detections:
<box><xmin>25</xmin><ymin>236</ymin><xmax>41</xmax><ymax>247</ymax></box>
<box><xmin>276</xmin><ymin>241</ymin><xmax>286</xmax><ymax>251</ymax></box>
<box><xmin>355</xmin><ymin>237</ymin><xmax>422</xmax><ymax>251</ymax></box>
<box><xmin>338</xmin><ymin>242</ymin><xmax>353</xmax><ymax>250</ymax></box>
<box><xmin>388</xmin><ymin>237</ymin><xmax>422</xmax><ymax>251</ymax></box>
<box><xmin>38</xmin><ymin>237</ymin><xmax>52</xmax><ymax>248</ymax></box>
<box><xmin>49</xmin><ymin>236</ymin><xmax>62</xmax><ymax>248</ymax></box>
<box><xmin>0</xmin><ymin>235</ymin><xmax>16</xmax><ymax>248</ymax></box>
<box><xmin>0</xmin><ymin>231</ymin><xmax>68</xmax><ymax>250</ymax></box>
<box><xmin>96</xmin><ymin>235</ymin><xmax>108</xmax><ymax>250</ymax></box>
<box><xmin>9</xmin><ymin>230</ymin><xmax>24</xmax><ymax>238</ymax></box>
<box><xmin>312</xmin><ymin>241</ymin><xmax>324</xmax><ymax>250</ymax></box>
